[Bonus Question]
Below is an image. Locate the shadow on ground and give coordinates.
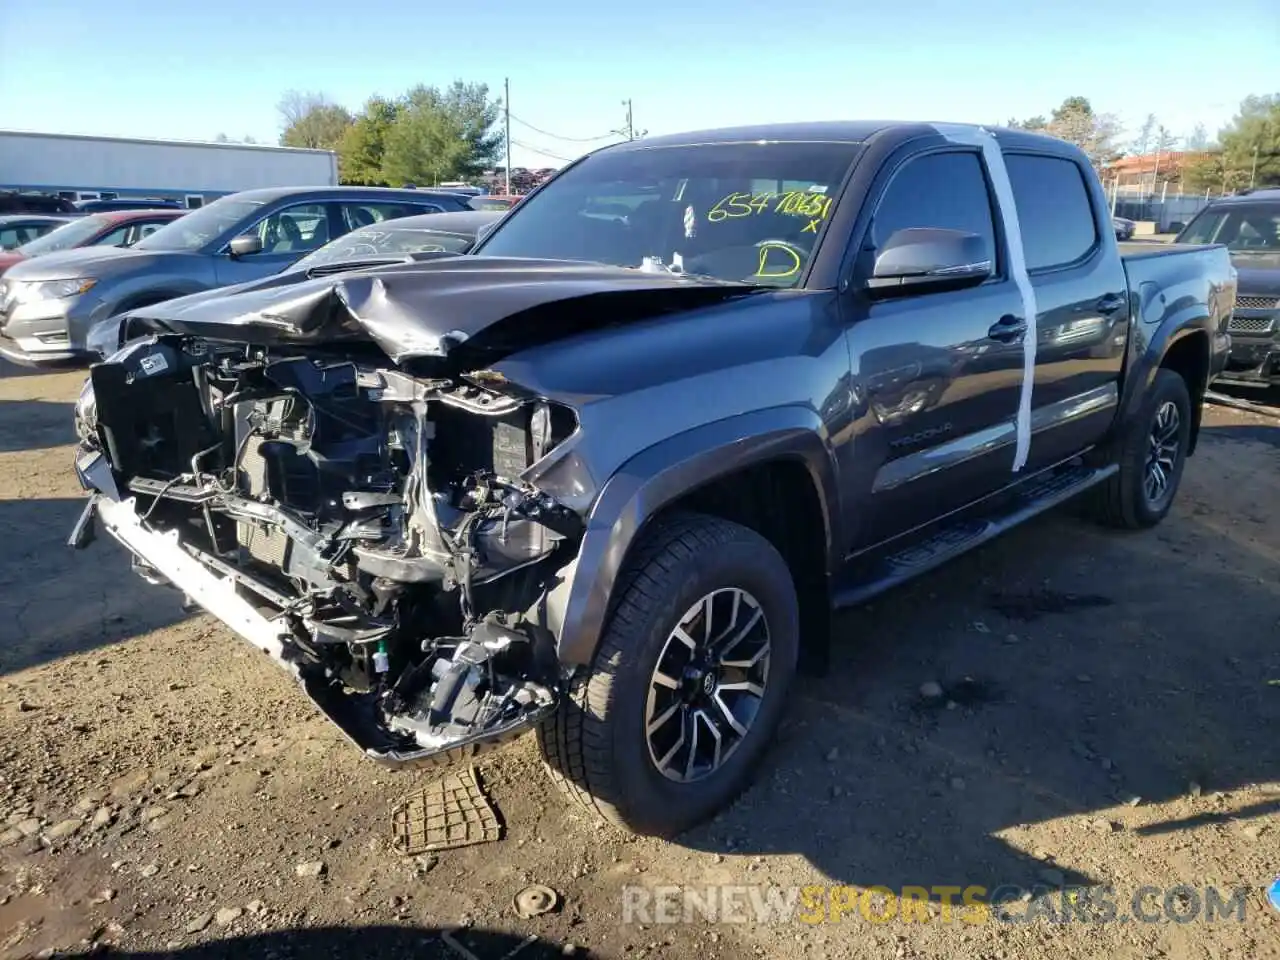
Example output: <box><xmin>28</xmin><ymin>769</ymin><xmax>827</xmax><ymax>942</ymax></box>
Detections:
<box><xmin>0</xmin><ymin>359</ymin><xmax>51</xmax><ymax>380</ymax></box>
<box><xmin>0</xmin><ymin>358</ymin><xmax>89</xmax><ymax>379</ymax></box>
<box><xmin>0</xmin><ymin>398</ymin><xmax>75</xmax><ymax>453</ymax></box>
<box><xmin>1201</xmin><ymin>421</ymin><xmax>1280</xmax><ymax>448</ymax></box>
<box><xmin>0</xmin><ymin>498</ymin><xmax>189</xmax><ymax>674</ymax></box>
<box><xmin>94</xmin><ymin>926</ymin><xmax>579</xmax><ymax>959</ymax></box>
<box><xmin>668</xmin><ymin>500</ymin><xmax>1280</xmax><ymax>896</ymax></box>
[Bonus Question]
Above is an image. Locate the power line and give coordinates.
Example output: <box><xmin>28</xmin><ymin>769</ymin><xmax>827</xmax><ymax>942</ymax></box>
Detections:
<box><xmin>509</xmin><ymin>112</ymin><xmax>617</xmax><ymax>143</ymax></box>
<box><xmin>509</xmin><ymin>138</ymin><xmax>576</xmax><ymax>163</ymax></box>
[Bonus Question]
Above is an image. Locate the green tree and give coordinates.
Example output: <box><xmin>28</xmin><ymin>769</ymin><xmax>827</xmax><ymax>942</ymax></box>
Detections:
<box><xmin>1132</xmin><ymin>113</ymin><xmax>1157</xmax><ymax>156</ymax></box>
<box><xmin>1006</xmin><ymin>99</ymin><xmax>1121</xmax><ymax>172</ymax></box>
<box><xmin>1182</xmin><ymin>151</ymin><xmax>1249</xmax><ymax>195</ymax></box>
<box><xmin>277</xmin><ymin>91</ymin><xmax>353</xmax><ymax>151</ymax></box>
<box><xmin>381</xmin><ymin>82</ymin><xmax>504</xmax><ymax>186</ymax></box>
<box><xmin>1045</xmin><ymin>96</ymin><xmax>1123</xmax><ymax>173</ymax></box>
<box><xmin>1219</xmin><ymin>93</ymin><xmax>1280</xmax><ymax>188</ymax></box>
<box><xmin>1185</xmin><ymin>94</ymin><xmax>1280</xmax><ymax>193</ymax></box>
<box><xmin>1186</xmin><ymin>123</ymin><xmax>1211</xmax><ymax>152</ymax></box>
<box><xmin>338</xmin><ymin>97</ymin><xmax>400</xmax><ymax>185</ymax></box>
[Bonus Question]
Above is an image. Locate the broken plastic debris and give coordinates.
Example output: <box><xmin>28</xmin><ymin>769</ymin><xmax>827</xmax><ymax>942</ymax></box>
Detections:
<box><xmin>391</xmin><ymin>766</ymin><xmax>501</xmax><ymax>855</ymax></box>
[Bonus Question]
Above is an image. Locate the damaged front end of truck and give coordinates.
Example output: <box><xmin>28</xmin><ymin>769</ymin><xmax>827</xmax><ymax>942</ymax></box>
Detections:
<box><xmin>68</xmin><ymin>259</ymin><xmax>754</xmax><ymax>766</ymax></box>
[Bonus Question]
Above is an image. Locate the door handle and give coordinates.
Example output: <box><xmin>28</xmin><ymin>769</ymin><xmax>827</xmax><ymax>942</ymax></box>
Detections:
<box><xmin>1096</xmin><ymin>293</ymin><xmax>1126</xmax><ymax>315</ymax></box>
<box><xmin>987</xmin><ymin>315</ymin><xmax>1027</xmax><ymax>342</ymax></box>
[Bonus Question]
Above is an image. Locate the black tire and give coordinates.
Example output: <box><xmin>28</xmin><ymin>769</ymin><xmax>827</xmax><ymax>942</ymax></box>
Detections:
<box><xmin>1090</xmin><ymin>368</ymin><xmax>1192</xmax><ymax>529</ymax></box>
<box><xmin>538</xmin><ymin>512</ymin><xmax>799</xmax><ymax>837</ymax></box>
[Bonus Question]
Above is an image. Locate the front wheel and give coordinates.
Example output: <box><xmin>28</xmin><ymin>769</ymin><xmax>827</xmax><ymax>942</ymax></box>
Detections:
<box><xmin>1089</xmin><ymin>368</ymin><xmax>1192</xmax><ymax>529</ymax></box>
<box><xmin>538</xmin><ymin>512</ymin><xmax>799</xmax><ymax>837</ymax></box>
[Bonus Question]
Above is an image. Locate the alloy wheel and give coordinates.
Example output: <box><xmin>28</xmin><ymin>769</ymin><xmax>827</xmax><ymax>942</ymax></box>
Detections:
<box><xmin>644</xmin><ymin>587</ymin><xmax>772</xmax><ymax>783</ymax></box>
<box><xmin>1144</xmin><ymin>400</ymin><xmax>1181</xmax><ymax>504</ymax></box>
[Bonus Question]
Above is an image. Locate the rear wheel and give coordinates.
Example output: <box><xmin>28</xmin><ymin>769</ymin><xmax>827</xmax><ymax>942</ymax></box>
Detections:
<box><xmin>538</xmin><ymin>512</ymin><xmax>799</xmax><ymax>837</ymax></box>
<box><xmin>1089</xmin><ymin>368</ymin><xmax>1191</xmax><ymax>529</ymax></box>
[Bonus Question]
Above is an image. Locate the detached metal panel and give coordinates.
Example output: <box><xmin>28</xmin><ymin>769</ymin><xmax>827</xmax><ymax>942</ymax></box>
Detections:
<box><xmin>0</xmin><ymin>131</ymin><xmax>338</xmax><ymax>196</ymax></box>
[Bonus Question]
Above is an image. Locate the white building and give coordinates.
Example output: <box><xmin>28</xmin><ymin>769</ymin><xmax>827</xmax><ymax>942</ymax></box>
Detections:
<box><xmin>0</xmin><ymin>131</ymin><xmax>339</xmax><ymax>208</ymax></box>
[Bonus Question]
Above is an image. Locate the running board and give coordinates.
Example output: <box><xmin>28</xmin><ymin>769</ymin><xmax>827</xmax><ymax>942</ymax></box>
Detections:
<box><xmin>833</xmin><ymin>463</ymin><xmax>1117</xmax><ymax>608</ymax></box>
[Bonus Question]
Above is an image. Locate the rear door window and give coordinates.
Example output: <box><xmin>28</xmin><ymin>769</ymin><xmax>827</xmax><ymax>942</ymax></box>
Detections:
<box><xmin>1005</xmin><ymin>154</ymin><xmax>1099</xmax><ymax>271</ymax></box>
<box><xmin>92</xmin><ymin>225</ymin><xmax>132</xmax><ymax>247</ymax></box>
<box><xmin>339</xmin><ymin>202</ymin><xmax>442</xmax><ymax>232</ymax></box>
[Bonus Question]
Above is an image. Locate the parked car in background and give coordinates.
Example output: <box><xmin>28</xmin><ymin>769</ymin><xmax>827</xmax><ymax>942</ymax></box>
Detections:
<box><xmin>469</xmin><ymin>195</ymin><xmax>522</xmax><ymax>212</ymax></box>
<box><xmin>0</xmin><ymin>191</ymin><xmax>79</xmax><ymax>215</ymax></box>
<box><xmin>72</xmin><ymin>120</ymin><xmax>1233</xmax><ymax>838</ymax></box>
<box><xmin>0</xmin><ymin>214</ymin><xmax>73</xmax><ymax>250</ymax></box>
<box><xmin>1178</xmin><ymin>187</ymin><xmax>1280</xmax><ymax>387</ymax></box>
<box><xmin>88</xmin><ymin>210</ymin><xmax>506</xmax><ymax>357</ymax></box>
<box><xmin>0</xmin><ymin>187</ymin><xmax>470</xmax><ymax>365</ymax></box>
<box><xmin>1112</xmin><ymin>215</ymin><xmax>1135</xmax><ymax>240</ymax></box>
<box><xmin>0</xmin><ymin>209</ymin><xmax>186</xmax><ymax>275</ymax></box>
<box><xmin>74</xmin><ymin>197</ymin><xmax>185</xmax><ymax>213</ymax></box>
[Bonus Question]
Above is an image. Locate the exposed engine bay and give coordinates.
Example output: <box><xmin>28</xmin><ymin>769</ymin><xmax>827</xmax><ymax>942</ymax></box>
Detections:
<box><xmin>71</xmin><ymin>335</ymin><xmax>584</xmax><ymax>764</ymax></box>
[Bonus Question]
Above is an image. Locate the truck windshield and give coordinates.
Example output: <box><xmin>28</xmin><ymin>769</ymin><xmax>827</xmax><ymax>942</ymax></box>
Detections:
<box><xmin>474</xmin><ymin>141</ymin><xmax>862</xmax><ymax>287</ymax></box>
<box><xmin>133</xmin><ymin>197</ymin><xmax>266</xmax><ymax>252</ymax></box>
<box><xmin>1179</xmin><ymin>202</ymin><xmax>1280</xmax><ymax>252</ymax></box>
<box><xmin>16</xmin><ymin>215</ymin><xmax>112</xmax><ymax>256</ymax></box>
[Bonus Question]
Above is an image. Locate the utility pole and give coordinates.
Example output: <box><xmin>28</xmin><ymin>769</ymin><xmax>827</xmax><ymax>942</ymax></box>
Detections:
<box><xmin>504</xmin><ymin>77</ymin><xmax>512</xmax><ymax>196</ymax></box>
<box><xmin>617</xmin><ymin>99</ymin><xmax>646</xmax><ymax>141</ymax></box>
<box><xmin>1250</xmin><ymin>145</ymin><xmax>1259</xmax><ymax>189</ymax></box>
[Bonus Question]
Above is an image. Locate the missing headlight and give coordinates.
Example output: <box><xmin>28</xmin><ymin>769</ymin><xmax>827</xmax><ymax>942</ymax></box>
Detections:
<box><xmin>74</xmin><ymin>376</ymin><xmax>98</xmax><ymax>446</ymax></box>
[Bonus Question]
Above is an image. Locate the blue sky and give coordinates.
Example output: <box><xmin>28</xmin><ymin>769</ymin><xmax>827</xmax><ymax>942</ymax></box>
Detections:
<box><xmin>1</xmin><ymin>0</ymin><xmax>1275</xmax><ymax>169</ymax></box>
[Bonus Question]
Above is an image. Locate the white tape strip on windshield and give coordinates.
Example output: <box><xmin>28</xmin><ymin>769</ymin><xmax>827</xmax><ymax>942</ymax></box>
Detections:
<box><xmin>931</xmin><ymin>124</ymin><xmax>1037</xmax><ymax>473</ymax></box>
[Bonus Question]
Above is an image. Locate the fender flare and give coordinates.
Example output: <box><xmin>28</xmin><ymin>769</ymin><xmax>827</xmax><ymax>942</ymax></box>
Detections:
<box><xmin>1119</xmin><ymin>288</ymin><xmax>1215</xmax><ymax>451</ymax></box>
<box><xmin>533</xmin><ymin>405</ymin><xmax>841</xmax><ymax>667</ymax></box>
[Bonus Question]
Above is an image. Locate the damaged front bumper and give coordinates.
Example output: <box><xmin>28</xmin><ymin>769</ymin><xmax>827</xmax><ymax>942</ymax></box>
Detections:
<box><xmin>73</xmin><ymin>486</ymin><xmax>560</xmax><ymax>766</ymax></box>
<box><xmin>72</xmin><ymin>483</ymin><xmax>558</xmax><ymax>773</ymax></box>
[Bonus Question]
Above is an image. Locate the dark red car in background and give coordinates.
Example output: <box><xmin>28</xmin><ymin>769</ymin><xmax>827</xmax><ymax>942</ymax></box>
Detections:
<box><xmin>0</xmin><ymin>208</ymin><xmax>186</xmax><ymax>275</ymax></box>
<box><xmin>468</xmin><ymin>194</ymin><xmax>523</xmax><ymax>212</ymax></box>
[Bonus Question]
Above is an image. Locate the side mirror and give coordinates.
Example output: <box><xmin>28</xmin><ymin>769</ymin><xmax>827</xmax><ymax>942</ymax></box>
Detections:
<box><xmin>866</xmin><ymin>228</ymin><xmax>992</xmax><ymax>297</ymax></box>
<box><xmin>228</xmin><ymin>234</ymin><xmax>263</xmax><ymax>258</ymax></box>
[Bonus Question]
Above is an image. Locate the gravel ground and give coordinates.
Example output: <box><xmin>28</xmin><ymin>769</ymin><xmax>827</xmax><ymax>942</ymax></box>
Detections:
<box><xmin>1</xmin><ymin>360</ymin><xmax>1277</xmax><ymax>960</ymax></box>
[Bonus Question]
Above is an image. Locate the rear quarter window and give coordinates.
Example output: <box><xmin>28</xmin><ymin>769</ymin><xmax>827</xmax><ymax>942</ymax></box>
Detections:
<box><xmin>1005</xmin><ymin>154</ymin><xmax>1099</xmax><ymax>271</ymax></box>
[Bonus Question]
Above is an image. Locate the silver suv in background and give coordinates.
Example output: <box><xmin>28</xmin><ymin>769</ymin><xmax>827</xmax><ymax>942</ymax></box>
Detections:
<box><xmin>0</xmin><ymin>186</ymin><xmax>470</xmax><ymax>365</ymax></box>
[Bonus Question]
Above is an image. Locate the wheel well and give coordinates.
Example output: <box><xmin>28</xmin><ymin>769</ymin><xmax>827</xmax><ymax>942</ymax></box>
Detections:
<box><xmin>1159</xmin><ymin>331</ymin><xmax>1210</xmax><ymax>455</ymax></box>
<box><xmin>661</xmin><ymin>459</ymin><xmax>831</xmax><ymax>676</ymax></box>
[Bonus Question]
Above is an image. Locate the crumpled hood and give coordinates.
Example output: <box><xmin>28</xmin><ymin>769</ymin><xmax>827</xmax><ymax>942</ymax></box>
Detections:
<box><xmin>120</xmin><ymin>256</ymin><xmax>760</xmax><ymax>364</ymax></box>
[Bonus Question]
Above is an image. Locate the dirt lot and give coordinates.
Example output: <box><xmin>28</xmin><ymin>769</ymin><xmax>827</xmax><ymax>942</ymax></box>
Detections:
<box><xmin>1</xmin><ymin>360</ymin><xmax>1277</xmax><ymax>960</ymax></box>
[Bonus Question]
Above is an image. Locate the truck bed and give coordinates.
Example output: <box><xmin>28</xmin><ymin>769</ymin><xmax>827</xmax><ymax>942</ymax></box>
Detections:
<box><xmin>1118</xmin><ymin>240</ymin><xmax>1220</xmax><ymax>260</ymax></box>
<box><xmin>1119</xmin><ymin>241</ymin><xmax>1235</xmax><ymax>331</ymax></box>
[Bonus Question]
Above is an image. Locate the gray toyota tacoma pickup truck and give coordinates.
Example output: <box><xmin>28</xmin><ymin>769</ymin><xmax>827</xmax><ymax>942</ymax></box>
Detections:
<box><xmin>69</xmin><ymin>121</ymin><xmax>1235</xmax><ymax>838</ymax></box>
